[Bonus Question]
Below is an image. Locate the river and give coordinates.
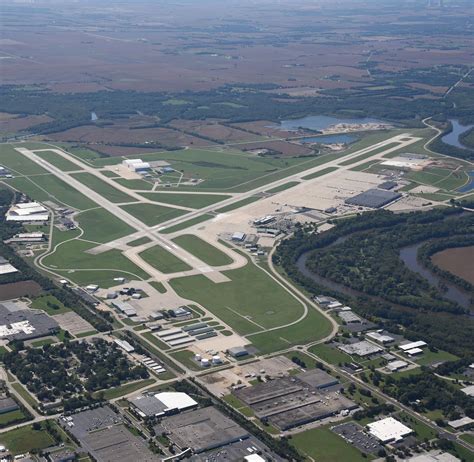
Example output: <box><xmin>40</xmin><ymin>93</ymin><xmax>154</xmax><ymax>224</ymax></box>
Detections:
<box><xmin>272</xmin><ymin>115</ymin><xmax>386</xmax><ymax>132</ymax></box>
<box><xmin>441</xmin><ymin>119</ymin><xmax>474</xmax><ymax>149</ymax></box>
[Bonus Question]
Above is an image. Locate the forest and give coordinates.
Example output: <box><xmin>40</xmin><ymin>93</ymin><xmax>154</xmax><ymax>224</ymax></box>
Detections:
<box><xmin>274</xmin><ymin>208</ymin><xmax>474</xmax><ymax>357</ymax></box>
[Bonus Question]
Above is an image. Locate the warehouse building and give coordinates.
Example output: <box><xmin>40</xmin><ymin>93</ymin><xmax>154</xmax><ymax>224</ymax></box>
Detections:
<box><xmin>339</xmin><ymin>341</ymin><xmax>383</xmax><ymax>357</ymax></box>
<box><xmin>338</xmin><ymin>311</ymin><xmax>362</xmax><ymax>324</ymax></box>
<box><xmin>447</xmin><ymin>416</ymin><xmax>473</xmax><ymax>430</ymax></box>
<box><xmin>0</xmin><ymin>257</ymin><xmax>18</xmax><ymax>275</ymax></box>
<box><xmin>366</xmin><ymin>331</ymin><xmax>395</xmax><ymax>345</ymax></box>
<box><xmin>157</xmin><ymin>407</ymin><xmax>249</xmax><ymax>454</ymax></box>
<box><xmin>227</xmin><ymin>346</ymin><xmax>249</xmax><ymax>358</ymax></box>
<box><xmin>399</xmin><ymin>341</ymin><xmax>427</xmax><ymax>351</ymax></box>
<box><xmin>6</xmin><ymin>202</ymin><xmax>49</xmax><ymax>222</ymax></box>
<box><xmin>345</xmin><ymin>189</ymin><xmax>402</xmax><ymax>209</ymax></box>
<box><xmin>130</xmin><ymin>392</ymin><xmax>198</xmax><ymax>418</ymax></box>
<box><xmin>0</xmin><ymin>396</ymin><xmax>19</xmax><ymax>414</ymax></box>
<box><xmin>367</xmin><ymin>417</ymin><xmax>412</xmax><ymax>443</ymax></box>
<box><xmin>386</xmin><ymin>360</ymin><xmax>408</xmax><ymax>372</ymax></box>
<box><xmin>122</xmin><ymin>159</ymin><xmax>151</xmax><ymax>172</ymax></box>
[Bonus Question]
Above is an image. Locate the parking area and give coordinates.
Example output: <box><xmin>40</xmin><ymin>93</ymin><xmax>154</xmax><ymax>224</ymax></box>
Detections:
<box><xmin>332</xmin><ymin>421</ymin><xmax>383</xmax><ymax>455</ymax></box>
<box><xmin>52</xmin><ymin>311</ymin><xmax>94</xmax><ymax>336</ymax></box>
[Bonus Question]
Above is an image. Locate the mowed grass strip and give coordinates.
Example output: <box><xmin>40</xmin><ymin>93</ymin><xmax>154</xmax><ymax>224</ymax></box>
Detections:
<box><xmin>172</xmin><ymin>235</ymin><xmax>232</xmax><ymax>266</ymax></box>
<box><xmin>71</xmin><ymin>172</ymin><xmax>134</xmax><ymax>203</ymax></box>
<box><xmin>140</xmin><ymin>244</ymin><xmax>192</xmax><ymax>274</ymax></box>
<box><xmin>290</xmin><ymin>425</ymin><xmax>368</xmax><ymax>462</ymax></box>
<box><xmin>302</xmin><ymin>166</ymin><xmax>339</xmax><ymax>180</ymax></box>
<box><xmin>265</xmin><ymin>181</ymin><xmax>300</xmax><ymax>194</ymax></box>
<box><xmin>141</xmin><ymin>192</ymin><xmax>231</xmax><ymax>209</ymax></box>
<box><xmin>170</xmin><ymin>260</ymin><xmax>305</xmax><ymax>333</ymax></box>
<box><xmin>215</xmin><ymin>196</ymin><xmax>260</xmax><ymax>213</ymax></box>
<box><xmin>338</xmin><ymin>142</ymin><xmax>400</xmax><ymax>166</ymax></box>
<box><xmin>121</xmin><ymin>203</ymin><xmax>187</xmax><ymax>226</ymax></box>
<box><xmin>160</xmin><ymin>214</ymin><xmax>213</xmax><ymax>234</ymax></box>
<box><xmin>35</xmin><ymin>150</ymin><xmax>82</xmax><ymax>172</ymax></box>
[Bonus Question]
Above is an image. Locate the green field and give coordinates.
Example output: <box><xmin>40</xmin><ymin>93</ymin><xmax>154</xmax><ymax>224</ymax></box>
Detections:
<box><xmin>414</xmin><ymin>349</ymin><xmax>458</xmax><ymax>366</ymax></box>
<box><xmin>0</xmin><ymin>144</ymin><xmax>49</xmax><ymax>175</ymax></box>
<box><xmin>43</xmin><ymin>239</ymin><xmax>149</xmax><ymax>285</ymax></box>
<box><xmin>0</xmin><ymin>423</ymin><xmax>55</xmax><ymax>455</ymax></box>
<box><xmin>169</xmin><ymin>349</ymin><xmax>201</xmax><ymax>371</ymax></box>
<box><xmin>408</xmin><ymin>167</ymin><xmax>469</xmax><ymax>192</ymax></box>
<box><xmin>121</xmin><ymin>203</ymin><xmax>187</xmax><ymax>226</ymax></box>
<box><xmin>172</xmin><ymin>235</ymin><xmax>233</xmax><ymax>266</ymax></box>
<box><xmin>35</xmin><ymin>150</ymin><xmax>82</xmax><ymax>172</ymax></box>
<box><xmin>11</xmin><ymin>383</ymin><xmax>38</xmax><ymax>408</ymax></box>
<box><xmin>76</xmin><ymin>208</ymin><xmax>135</xmax><ymax>242</ymax></box>
<box><xmin>127</xmin><ymin>236</ymin><xmax>152</xmax><ymax>247</ymax></box>
<box><xmin>160</xmin><ymin>214</ymin><xmax>214</xmax><ymax>233</ymax></box>
<box><xmin>114</xmin><ymin>178</ymin><xmax>154</xmax><ymax>190</ymax></box>
<box><xmin>141</xmin><ymin>192</ymin><xmax>230</xmax><ymax>209</ymax></box>
<box><xmin>301</xmin><ymin>166</ymin><xmax>339</xmax><ymax>180</ymax></box>
<box><xmin>214</xmin><ymin>196</ymin><xmax>260</xmax><ymax>213</ymax></box>
<box><xmin>5</xmin><ymin>174</ymin><xmax>96</xmax><ymax>210</ymax></box>
<box><xmin>71</xmin><ymin>172</ymin><xmax>134</xmax><ymax>203</ymax></box>
<box><xmin>309</xmin><ymin>343</ymin><xmax>354</xmax><ymax>365</ymax></box>
<box><xmin>291</xmin><ymin>425</ymin><xmax>368</xmax><ymax>462</ymax></box>
<box><xmin>97</xmin><ymin>379</ymin><xmax>155</xmax><ymax>400</ymax></box>
<box><xmin>396</xmin><ymin>412</ymin><xmax>437</xmax><ymax>441</ymax></box>
<box><xmin>30</xmin><ymin>294</ymin><xmax>70</xmax><ymax>315</ymax></box>
<box><xmin>139</xmin><ymin>245</ymin><xmax>192</xmax><ymax>273</ymax></box>
<box><xmin>0</xmin><ymin>409</ymin><xmax>27</xmax><ymax>426</ymax></box>
<box><xmin>170</xmin><ymin>260</ymin><xmax>306</xmax><ymax>334</ymax></box>
<box><xmin>338</xmin><ymin>142</ymin><xmax>401</xmax><ymax>166</ymax></box>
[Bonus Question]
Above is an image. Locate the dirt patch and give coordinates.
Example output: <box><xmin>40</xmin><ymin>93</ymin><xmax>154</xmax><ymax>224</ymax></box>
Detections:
<box><xmin>0</xmin><ymin>281</ymin><xmax>43</xmax><ymax>300</ymax></box>
<box><xmin>0</xmin><ymin>114</ymin><xmax>52</xmax><ymax>134</ymax></box>
<box><xmin>239</xmin><ymin>140</ymin><xmax>315</xmax><ymax>157</ymax></box>
<box><xmin>431</xmin><ymin>246</ymin><xmax>474</xmax><ymax>285</ymax></box>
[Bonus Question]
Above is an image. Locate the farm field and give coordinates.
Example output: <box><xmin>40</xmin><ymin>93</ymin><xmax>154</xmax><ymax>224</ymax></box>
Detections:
<box><xmin>121</xmin><ymin>202</ymin><xmax>187</xmax><ymax>226</ymax></box>
<box><xmin>172</xmin><ymin>235</ymin><xmax>233</xmax><ymax>266</ymax></box>
<box><xmin>170</xmin><ymin>260</ymin><xmax>306</xmax><ymax>334</ymax></box>
<box><xmin>431</xmin><ymin>246</ymin><xmax>474</xmax><ymax>285</ymax></box>
<box><xmin>140</xmin><ymin>192</ymin><xmax>230</xmax><ymax>209</ymax></box>
<box><xmin>139</xmin><ymin>244</ymin><xmax>192</xmax><ymax>274</ymax></box>
<box><xmin>71</xmin><ymin>172</ymin><xmax>134</xmax><ymax>203</ymax></box>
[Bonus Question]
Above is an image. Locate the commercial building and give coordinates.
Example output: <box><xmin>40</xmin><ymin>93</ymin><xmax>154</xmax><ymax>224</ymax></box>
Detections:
<box><xmin>339</xmin><ymin>341</ymin><xmax>383</xmax><ymax>357</ymax></box>
<box><xmin>366</xmin><ymin>331</ymin><xmax>395</xmax><ymax>345</ymax></box>
<box><xmin>157</xmin><ymin>407</ymin><xmax>249</xmax><ymax>454</ymax></box>
<box><xmin>5</xmin><ymin>232</ymin><xmax>46</xmax><ymax>244</ymax></box>
<box><xmin>408</xmin><ymin>452</ymin><xmax>461</xmax><ymax>462</ymax></box>
<box><xmin>0</xmin><ymin>257</ymin><xmax>18</xmax><ymax>275</ymax></box>
<box><xmin>338</xmin><ymin>311</ymin><xmax>362</xmax><ymax>324</ymax></box>
<box><xmin>366</xmin><ymin>417</ymin><xmax>412</xmax><ymax>443</ymax></box>
<box><xmin>111</xmin><ymin>300</ymin><xmax>137</xmax><ymax>317</ymax></box>
<box><xmin>6</xmin><ymin>202</ymin><xmax>49</xmax><ymax>222</ymax></box>
<box><xmin>114</xmin><ymin>339</ymin><xmax>134</xmax><ymax>353</ymax></box>
<box><xmin>406</xmin><ymin>347</ymin><xmax>424</xmax><ymax>357</ymax></box>
<box><xmin>227</xmin><ymin>346</ymin><xmax>249</xmax><ymax>358</ymax></box>
<box><xmin>345</xmin><ymin>189</ymin><xmax>402</xmax><ymax>209</ymax></box>
<box><xmin>399</xmin><ymin>341</ymin><xmax>427</xmax><ymax>351</ymax></box>
<box><xmin>130</xmin><ymin>392</ymin><xmax>198</xmax><ymax>418</ymax></box>
<box><xmin>447</xmin><ymin>416</ymin><xmax>473</xmax><ymax>430</ymax></box>
<box><xmin>386</xmin><ymin>360</ymin><xmax>408</xmax><ymax>372</ymax></box>
<box><xmin>122</xmin><ymin>159</ymin><xmax>151</xmax><ymax>172</ymax></box>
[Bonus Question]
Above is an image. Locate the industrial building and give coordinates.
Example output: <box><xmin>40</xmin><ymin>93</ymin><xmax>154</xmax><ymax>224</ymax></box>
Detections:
<box><xmin>0</xmin><ymin>257</ymin><xmax>18</xmax><ymax>275</ymax></box>
<box><xmin>399</xmin><ymin>341</ymin><xmax>427</xmax><ymax>351</ymax></box>
<box><xmin>0</xmin><ymin>396</ymin><xmax>19</xmax><ymax>414</ymax></box>
<box><xmin>339</xmin><ymin>341</ymin><xmax>383</xmax><ymax>357</ymax></box>
<box><xmin>130</xmin><ymin>392</ymin><xmax>198</xmax><ymax>418</ymax></box>
<box><xmin>366</xmin><ymin>331</ymin><xmax>395</xmax><ymax>345</ymax></box>
<box><xmin>122</xmin><ymin>159</ymin><xmax>151</xmax><ymax>172</ymax></box>
<box><xmin>233</xmin><ymin>370</ymin><xmax>357</xmax><ymax>430</ymax></box>
<box><xmin>6</xmin><ymin>202</ymin><xmax>49</xmax><ymax>222</ymax></box>
<box><xmin>386</xmin><ymin>360</ymin><xmax>408</xmax><ymax>372</ymax></box>
<box><xmin>5</xmin><ymin>232</ymin><xmax>46</xmax><ymax>244</ymax></box>
<box><xmin>156</xmin><ymin>407</ymin><xmax>249</xmax><ymax>454</ymax></box>
<box><xmin>111</xmin><ymin>300</ymin><xmax>137</xmax><ymax>317</ymax></box>
<box><xmin>366</xmin><ymin>417</ymin><xmax>412</xmax><ymax>443</ymax></box>
<box><xmin>408</xmin><ymin>452</ymin><xmax>461</xmax><ymax>462</ymax></box>
<box><xmin>447</xmin><ymin>416</ymin><xmax>473</xmax><ymax>430</ymax></box>
<box><xmin>338</xmin><ymin>311</ymin><xmax>362</xmax><ymax>324</ymax></box>
<box><xmin>114</xmin><ymin>339</ymin><xmax>134</xmax><ymax>353</ymax></box>
<box><xmin>231</xmin><ymin>232</ymin><xmax>246</xmax><ymax>242</ymax></box>
<box><xmin>461</xmin><ymin>385</ymin><xmax>474</xmax><ymax>397</ymax></box>
<box><xmin>227</xmin><ymin>346</ymin><xmax>249</xmax><ymax>358</ymax></box>
<box><xmin>345</xmin><ymin>189</ymin><xmax>402</xmax><ymax>209</ymax></box>
<box><xmin>0</xmin><ymin>303</ymin><xmax>58</xmax><ymax>342</ymax></box>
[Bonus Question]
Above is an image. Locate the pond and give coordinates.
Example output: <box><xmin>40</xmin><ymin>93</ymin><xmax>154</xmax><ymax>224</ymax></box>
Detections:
<box><xmin>300</xmin><ymin>134</ymin><xmax>357</xmax><ymax>144</ymax></box>
<box><xmin>441</xmin><ymin>119</ymin><xmax>474</xmax><ymax>149</ymax></box>
<box><xmin>273</xmin><ymin>115</ymin><xmax>386</xmax><ymax>132</ymax></box>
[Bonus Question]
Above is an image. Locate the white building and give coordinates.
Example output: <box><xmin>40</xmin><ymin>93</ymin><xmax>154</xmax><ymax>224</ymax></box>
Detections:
<box><xmin>461</xmin><ymin>385</ymin><xmax>474</xmax><ymax>397</ymax></box>
<box><xmin>114</xmin><ymin>339</ymin><xmax>135</xmax><ymax>353</ymax></box>
<box><xmin>6</xmin><ymin>202</ymin><xmax>49</xmax><ymax>222</ymax></box>
<box><xmin>447</xmin><ymin>416</ymin><xmax>474</xmax><ymax>430</ymax></box>
<box><xmin>386</xmin><ymin>360</ymin><xmax>408</xmax><ymax>372</ymax></box>
<box><xmin>123</xmin><ymin>159</ymin><xmax>150</xmax><ymax>172</ymax></box>
<box><xmin>399</xmin><ymin>341</ymin><xmax>427</xmax><ymax>351</ymax></box>
<box><xmin>366</xmin><ymin>331</ymin><xmax>395</xmax><ymax>345</ymax></box>
<box><xmin>0</xmin><ymin>257</ymin><xmax>18</xmax><ymax>275</ymax></box>
<box><xmin>367</xmin><ymin>417</ymin><xmax>412</xmax><ymax>443</ymax></box>
<box><xmin>155</xmin><ymin>392</ymin><xmax>198</xmax><ymax>413</ymax></box>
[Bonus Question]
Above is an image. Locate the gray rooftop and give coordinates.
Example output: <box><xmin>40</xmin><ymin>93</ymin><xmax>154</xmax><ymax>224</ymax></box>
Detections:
<box><xmin>345</xmin><ymin>189</ymin><xmax>402</xmax><ymax>208</ymax></box>
<box><xmin>130</xmin><ymin>394</ymin><xmax>167</xmax><ymax>417</ymax></box>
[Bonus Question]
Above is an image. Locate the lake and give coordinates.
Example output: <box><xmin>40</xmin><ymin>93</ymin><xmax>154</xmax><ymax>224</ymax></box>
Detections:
<box><xmin>441</xmin><ymin>119</ymin><xmax>474</xmax><ymax>149</ymax></box>
<box><xmin>274</xmin><ymin>115</ymin><xmax>386</xmax><ymax>132</ymax></box>
<box><xmin>300</xmin><ymin>134</ymin><xmax>357</xmax><ymax>144</ymax></box>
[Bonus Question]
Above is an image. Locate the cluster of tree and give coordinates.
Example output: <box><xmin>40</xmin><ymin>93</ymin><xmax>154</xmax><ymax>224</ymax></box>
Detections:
<box><xmin>274</xmin><ymin>208</ymin><xmax>474</xmax><ymax>357</ymax></box>
<box><xmin>291</xmin><ymin>356</ymin><xmax>307</xmax><ymax>369</ymax></box>
<box><xmin>3</xmin><ymin>339</ymin><xmax>148</xmax><ymax>403</ymax></box>
<box><xmin>418</xmin><ymin>236</ymin><xmax>474</xmax><ymax>293</ymax></box>
<box><xmin>380</xmin><ymin>372</ymin><xmax>474</xmax><ymax>421</ymax></box>
<box><xmin>353</xmin><ymin>403</ymin><xmax>395</xmax><ymax>421</ymax></box>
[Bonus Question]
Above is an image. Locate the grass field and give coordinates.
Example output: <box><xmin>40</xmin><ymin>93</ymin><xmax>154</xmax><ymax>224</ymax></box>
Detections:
<box><xmin>309</xmin><ymin>343</ymin><xmax>354</xmax><ymax>365</ymax></box>
<box><xmin>338</xmin><ymin>142</ymin><xmax>401</xmax><ymax>166</ymax></box>
<box><xmin>408</xmin><ymin>167</ymin><xmax>469</xmax><ymax>193</ymax></box>
<box><xmin>160</xmin><ymin>214</ymin><xmax>214</xmax><ymax>233</ymax></box>
<box><xmin>396</xmin><ymin>412</ymin><xmax>437</xmax><ymax>441</ymax></box>
<box><xmin>141</xmin><ymin>192</ymin><xmax>230</xmax><ymax>209</ymax></box>
<box><xmin>172</xmin><ymin>235</ymin><xmax>233</xmax><ymax>266</ymax></box>
<box><xmin>35</xmin><ymin>150</ymin><xmax>82</xmax><ymax>172</ymax></box>
<box><xmin>114</xmin><ymin>178</ymin><xmax>154</xmax><ymax>190</ymax></box>
<box><xmin>291</xmin><ymin>425</ymin><xmax>368</xmax><ymax>462</ymax></box>
<box><xmin>30</xmin><ymin>294</ymin><xmax>71</xmax><ymax>315</ymax></box>
<box><xmin>43</xmin><ymin>239</ymin><xmax>149</xmax><ymax>284</ymax></box>
<box><xmin>97</xmin><ymin>379</ymin><xmax>155</xmax><ymax>400</ymax></box>
<box><xmin>139</xmin><ymin>244</ymin><xmax>192</xmax><ymax>273</ymax></box>
<box><xmin>169</xmin><ymin>349</ymin><xmax>201</xmax><ymax>371</ymax></box>
<box><xmin>170</xmin><ymin>260</ymin><xmax>306</xmax><ymax>334</ymax></box>
<box><xmin>71</xmin><ymin>172</ymin><xmax>134</xmax><ymax>203</ymax></box>
<box><xmin>414</xmin><ymin>349</ymin><xmax>458</xmax><ymax>366</ymax></box>
<box><xmin>127</xmin><ymin>236</ymin><xmax>152</xmax><ymax>247</ymax></box>
<box><xmin>301</xmin><ymin>166</ymin><xmax>339</xmax><ymax>180</ymax></box>
<box><xmin>0</xmin><ymin>423</ymin><xmax>56</xmax><ymax>455</ymax></box>
<box><xmin>5</xmin><ymin>174</ymin><xmax>96</xmax><ymax>210</ymax></box>
<box><xmin>121</xmin><ymin>203</ymin><xmax>187</xmax><ymax>226</ymax></box>
<box><xmin>0</xmin><ymin>409</ymin><xmax>27</xmax><ymax>426</ymax></box>
<box><xmin>215</xmin><ymin>196</ymin><xmax>260</xmax><ymax>213</ymax></box>
<box><xmin>76</xmin><ymin>208</ymin><xmax>135</xmax><ymax>242</ymax></box>
<box><xmin>0</xmin><ymin>144</ymin><xmax>49</xmax><ymax>175</ymax></box>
